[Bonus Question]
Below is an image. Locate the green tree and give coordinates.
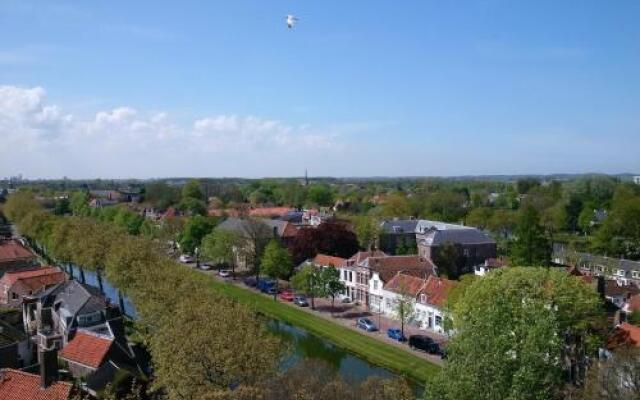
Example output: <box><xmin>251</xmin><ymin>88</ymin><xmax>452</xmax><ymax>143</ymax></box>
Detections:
<box><xmin>424</xmin><ymin>267</ymin><xmax>603</xmax><ymax>400</ymax></box>
<box><xmin>319</xmin><ymin>266</ymin><xmax>345</xmax><ymax>315</ymax></box>
<box><xmin>261</xmin><ymin>239</ymin><xmax>293</xmax><ymax>281</ymax></box>
<box><xmin>182</xmin><ymin>179</ymin><xmax>204</xmax><ymax>201</ymax></box>
<box><xmin>70</xmin><ymin>191</ymin><xmax>91</xmax><ymax>216</ymax></box>
<box><xmin>53</xmin><ymin>198</ymin><xmax>71</xmax><ymax>216</ymax></box>
<box><xmin>433</xmin><ymin>242</ymin><xmax>465</xmax><ymax>280</ymax></box>
<box><xmin>291</xmin><ymin>264</ymin><xmax>322</xmax><ymax>309</ymax></box>
<box><xmin>510</xmin><ymin>204</ymin><xmax>550</xmax><ymax>266</ymax></box>
<box><xmin>178</xmin><ymin>215</ymin><xmax>214</xmax><ymax>254</ymax></box>
<box><xmin>393</xmin><ymin>283</ymin><xmax>416</xmax><ymax>338</ymax></box>
<box><xmin>352</xmin><ymin>216</ymin><xmax>381</xmax><ymax>250</ymax></box>
<box><xmin>307</xmin><ymin>184</ymin><xmax>334</xmax><ymax>207</ymax></box>
<box><xmin>201</xmin><ymin>228</ymin><xmax>242</xmax><ymax>274</ymax></box>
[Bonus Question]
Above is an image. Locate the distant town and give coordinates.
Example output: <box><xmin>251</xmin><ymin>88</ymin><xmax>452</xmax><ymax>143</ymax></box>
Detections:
<box><xmin>1</xmin><ymin>174</ymin><xmax>639</xmax><ymax>399</ymax></box>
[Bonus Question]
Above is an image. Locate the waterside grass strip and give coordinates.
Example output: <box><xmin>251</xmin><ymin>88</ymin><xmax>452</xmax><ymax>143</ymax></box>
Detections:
<box><xmin>205</xmin><ymin>277</ymin><xmax>440</xmax><ymax>384</ymax></box>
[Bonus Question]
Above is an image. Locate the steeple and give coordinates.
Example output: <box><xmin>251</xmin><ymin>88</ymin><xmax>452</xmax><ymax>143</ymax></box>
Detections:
<box><xmin>304</xmin><ymin>169</ymin><xmax>309</xmax><ymax>186</ymax></box>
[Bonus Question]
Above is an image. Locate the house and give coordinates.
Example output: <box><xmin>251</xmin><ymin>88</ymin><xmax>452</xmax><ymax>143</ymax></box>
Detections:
<box><xmin>606</xmin><ymin>322</ymin><xmax>640</xmax><ymax>349</ymax></box>
<box><xmin>0</xmin><ymin>266</ymin><xmax>66</xmax><ymax>307</ymax></box>
<box><xmin>604</xmin><ymin>280</ymin><xmax>640</xmax><ymax>309</ymax></box>
<box><xmin>552</xmin><ymin>244</ymin><xmax>640</xmax><ymax>286</ymax></box>
<box><xmin>0</xmin><ymin>368</ymin><xmax>72</xmax><ymax>400</ymax></box>
<box><xmin>415</xmin><ymin>220</ymin><xmax>497</xmax><ymax>274</ymax></box>
<box><xmin>339</xmin><ymin>251</ymin><xmax>387</xmax><ymax>304</ymax></box>
<box><xmin>22</xmin><ymin>280</ymin><xmax>125</xmax><ymax>346</ymax></box>
<box><xmin>309</xmin><ymin>254</ymin><xmax>346</xmax><ymax>268</ymax></box>
<box><xmin>0</xmin><ymin>240</ymin><xmax>38</xmax><ymax>278</ymax></box>
<box><xmin>59</xmin><ymin>329</ymin><xmax>140</xmax><ymax>396</ymax></box>
<box><xmin>372</xmin><ymin>273</ymin><xmax>456</xmax><ymax>335</ymax></box>
<box><xmin>378</xmin><ymin>219</ymin><xmax>419</xmax><ymax>255</ymax></box>
<box><xmin>474</xmin><ymin>258</ymin><xmax>507</xmax><ymax>276</ymax></box>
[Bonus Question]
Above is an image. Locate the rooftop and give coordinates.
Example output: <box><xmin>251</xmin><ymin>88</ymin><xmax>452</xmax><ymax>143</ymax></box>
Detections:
<box><xmin>0</xmin><ymin>369</ymin><xmax>72</xmax><ymax>400</ymax></box>
<box><xmin>0</xmin><ymin>240</ymin><xmax>37</xmax><ymax>263</ymax></box>
<box><xmin>59</xmin><ymin>330</ymin><xmax>113</xmax><ymax>369</ymax></box>
<box><xmin>0</xmin><ymin>266</ymin><xmax>65</xmax><ymax>290</ymax></box>
<box><xmin>311</xmin><ymin>254</ymin><xmax>346</xmax><ymax>267</ymax></box>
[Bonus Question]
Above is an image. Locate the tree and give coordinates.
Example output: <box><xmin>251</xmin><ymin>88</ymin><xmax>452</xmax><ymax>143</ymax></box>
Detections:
<box><xmin>307</xmin><ymin>184</ymin><xmax>334</xmax><ymax>207</ymax></box>
<box><xmin>261</xmin><ymin>239</ymin><xmax>294</xmax><ymax>282</ymax></box>
<box><xmin>578</xmin><ymin>205</ymin><xmax>595</xmax><ymax>234</ymax></box>
<box><xmin>433</xmin><ymin>242</ymin><xmax>465</xmax><ymax>279</ymax></box>
<box><xmin>424</xmin><ymin>267</ymin><xmax>603</xmax><ymax>400</ymax></box>
<box><xmin>53</xmin><ymin>198</ymin><xmax>70</xmax><ymax>216</ymax></box>
<box><xmin>579</xmin><ymin>347</ymin><xmax>640</xmax><ymax>400</ymax></box>
<box><xmin>380</xmin><ymin>194</ymin><xmax>411</xmax><ymax>217</ymax></box>
<box><xmin>352</xmin><ymin>216</ymin><xmax>381</xmax><ymax>250</ymax></box>
<box><xmin>200</xmin><ymin>228</ymin><xmax>242</xmax><ymax>274</ymax></box>
<box><xmin>178</xmin><ymin>215</ymin><xmax>214</xmax><ymax>255</ymax></box>
<box><xmin>393</xmin><ymin>283</ymin><xmax>416</xmax><ymax>339</ymax></box>
<box><xmin>291</xmin><ymin>264</ymin><xmax>322</xmax><ymax>309</ymax></box>
<box><xmin>182</xmin><ymin>179</ymin><xmax>205</xmax><ymax>201</ymax></box>
<box><xmin>145</xmin><ymin>181</ymin><xmax>180</xmax><ymax>209</ymax></box>
<box><xmin>70</xmin><ymin>191</ymin><xmax>90</xmax><ymax>216</ymax></box>
<box><xmin>592</xmin><ymin>187</ymin><xmax>640</xmax><ymax>259</ymax></box>
<box><xmin>179</xmin><ymin>196</ymin><xmax>207</xmax><ymax>216</ymax></box>
<box><xmin>319</xmin><ymin>266</ymin><xmax>345</xmax><ymax>315</ymax></box>
<box><xmin>510</xmin><ymin>204</ymin><xmax>551</xmax><ymax>266</ymax></box>
<box><xmin>289</xmin><ymin>220</ymin><xmax>359</xmax><ymax>265</ymax></box>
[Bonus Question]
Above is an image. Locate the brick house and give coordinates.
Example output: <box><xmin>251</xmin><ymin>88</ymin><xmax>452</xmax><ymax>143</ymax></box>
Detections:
<box><xmin>0</xmin><ymin>266</ymin><xmax>66</xmax><ymax>307</ymax></box>
<box><xmin>0</xmin><ymin>240</ymin><xmax>38</xmax><ymax>278</ymax></box>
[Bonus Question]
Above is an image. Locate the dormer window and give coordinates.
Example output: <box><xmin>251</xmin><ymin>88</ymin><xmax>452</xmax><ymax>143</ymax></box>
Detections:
<box><xmin>420</xmin><ymin>294</ymin><xmax>426</xmax><ymax>304</ymax></box>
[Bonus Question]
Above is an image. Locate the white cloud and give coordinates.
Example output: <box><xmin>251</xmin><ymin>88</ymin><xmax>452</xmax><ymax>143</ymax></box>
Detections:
<box><xmin>0</xmin><ymin>85</ymin><xmax>342</xmax><ymax>178</ymax></box>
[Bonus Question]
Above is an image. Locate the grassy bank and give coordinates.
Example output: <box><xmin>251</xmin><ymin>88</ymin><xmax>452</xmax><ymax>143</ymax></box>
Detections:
<box><xmin>205</xmin><ymin>276</ymin><xmax>440</xmax><ymax>384</ymax></box>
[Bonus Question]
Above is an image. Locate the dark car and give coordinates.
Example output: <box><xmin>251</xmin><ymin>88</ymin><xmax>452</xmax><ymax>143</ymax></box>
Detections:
<box><xmin>243</xmin><ymin>276</ymin><xmax>257</xmax><ymax>287</ymax></box>
<box><xmin>257</xmin><ymin>279</ymin><xmax>276</xmax><ymax>293</ymax></box>
<box><xmin>386</xmin><ymin>328</ymin><xmax>407</xmax><ymax>342</ymax></box>
<box><xmin>293</xmin><ymin>295</ymin><xmax>309</xmax><ymax>307</ymax></box>
<box><xmin>409</xmin><ymin>335</ymin><xmax>439</xmax><ymax>354</ymax></box>
<box><xmin>356</xmin><ymin>318</ymin><xmax>378</xmax><ymax>332</ymax></box>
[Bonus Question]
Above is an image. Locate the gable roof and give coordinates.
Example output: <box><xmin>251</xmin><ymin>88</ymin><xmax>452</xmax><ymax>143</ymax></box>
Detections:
<box><xmin>0</xmin><ymin>240</ymin><xmax>36</xmax><ymax>263</ymax></box>
<box><xmin>248</xmin><ymin>207</ymin><xmax>293</xmax><ymax>218</ymax></box>
<box><xmin>345</xmin><ymin>250</ymin><xmax>387</xmax><ymax>266</ymax></box>
<box><xmin>311</xmin><ymin>254</ymin><xmax>346</xmax><ymax>267</ymax></box>
<box><xmin>0</xmin><ymin>369</ymin><xmax>72</xmax><ymax>400</ymax></box>
<box><xmin>604</xmin><ymin>280</ymin><xmax>640</xmax><ymax>298</ymax></box>
<box><xmin>0</xmin><ymin>267</ymin><xmax>65</xmax><ymax>291</ymax></box>
<box><xmin>38</xmin><ymin>280</ymin><xmax>106</xmax><ymax>318</ymax></box>
<box><xmin>367</xmin><ymin>255</ymin><xmax>435</xmax><ymax>282</ymax></box>
<box><xmin>380</xmin><ymin>219</ymin><xmax>419</xmax><ymax>234</ymax></box>
<box><xmin>59</xmin><ymin>331</ymin><xmax>112</xmax><ymax>369</ymax></box>
<box><xmin>419</xmin><ymin>275</ymin><xmax>458</xmax><ymax>307</ymax></box>
<box><xmin>607</xmin><ymin>322</ymin><xmax>640</xmax><ymax>349</ymax></box>
<box><xmin>384</xmin><ymin>273</ymin><xmax>426</xmax><ymax>296</ymax></box>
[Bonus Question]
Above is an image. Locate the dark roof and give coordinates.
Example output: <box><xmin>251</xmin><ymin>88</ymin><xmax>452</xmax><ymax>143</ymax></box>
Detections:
<box><xmin>380</xmin><ymin>219</ymin><xmax>419</xmax><ymax>234</ymax></box>
<box><xmin>367</xmin><ymin>256</ymin><xmax>435</xmax><ymax>282</ymax></box>
<box><xmin>217</xmin><ymin>217</ymin><xmax>273</xmax><ymax>238</ymax></box>
<box><xmin>418</xmin><ymin>228</ymin><xmax>495</xmax><ymax>246</ymax></box>
<box><xmin>38</xmin><ymin>280</ymin><xmax>106</xmax><ymax>317</ymax></box>
<box><xmin>553</xmin><ymin>245</ymin><xmax>640</xmax><ymax>275</ymax></box>
<box><xmin>605</xmin><ymin>280</ymin><xmax>640</xmax><ymax>297</ymax></box>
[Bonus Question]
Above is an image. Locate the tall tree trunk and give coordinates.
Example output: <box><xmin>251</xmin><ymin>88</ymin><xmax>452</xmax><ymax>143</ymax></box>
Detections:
<box><xmin>118</xmin><ymin>290</ymin><xmax>126</xmax><ymax>315</ymax></box>
<box><xmin>80</xmin><ymin>266</ymin><xmax>86</xmax><ymax>284</ymax></box>
<box><xmin>97</xmin><ymin>268</ymin><xmax>105</xmax><ymax>294</ymax></box>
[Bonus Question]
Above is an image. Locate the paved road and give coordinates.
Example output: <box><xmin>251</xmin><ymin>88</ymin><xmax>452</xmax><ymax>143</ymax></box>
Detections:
<box><xmin>195</xmin><ymin>268</ymin><xmax>446</xmax><ymax>366</ymax></box>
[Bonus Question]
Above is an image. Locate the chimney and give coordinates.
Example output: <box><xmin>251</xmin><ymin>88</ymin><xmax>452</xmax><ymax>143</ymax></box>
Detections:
<box><xmin>39</xmin><ymin>346</ymin><xmax>59</xmax><ymax>389</ymax></box>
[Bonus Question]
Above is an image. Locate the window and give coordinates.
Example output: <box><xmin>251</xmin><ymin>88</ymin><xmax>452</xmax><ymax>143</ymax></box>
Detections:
<box><xmin>348</xmin><ymin>271</ymin><xmax>353</xmax><ymax>282</ymax></box>
<box><xmin>616</xmin><ymin>269</ymin><xmax>626</xmax><ymax>277</ymax></box>
<box><xmin>373</xmin><ymin>280</ymin><xmax>378</xmax><ymax>290</ymax></box>
<box><xmin>420</xmin><ymin>294</ymin><xmax>426</xmax><ymax>304</ymax></box>
<box><xmin>435</xmin><ymin>315</ymin><xmax>442</xmax><ymax>326</ymax></box>
<box><xmin>632</xmin><ymin>270</ymin><xmax>640</xmax><ymax>279</ymax></box>
<box><xmin>78</xmin><ymin>311</ymin><xmax>102</xmax><ymax>327</ymax></box>
<box><xmin>11</xmin><ymin>292</ymin><xmax>18</xmax><ymax>300</ymax></box>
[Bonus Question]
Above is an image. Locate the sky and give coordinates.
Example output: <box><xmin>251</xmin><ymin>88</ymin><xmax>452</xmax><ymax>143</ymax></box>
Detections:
<box><xmin>0</xmin><ymin>0</ymin><xmax>639</xmax><ymax>179</ymax></box>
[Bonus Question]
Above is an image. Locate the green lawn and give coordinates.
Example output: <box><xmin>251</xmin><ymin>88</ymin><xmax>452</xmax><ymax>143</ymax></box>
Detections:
<box><xmin>204</xmin><ymin>276</ymin><xmax>440</xmax><ymax>384</ymax></box>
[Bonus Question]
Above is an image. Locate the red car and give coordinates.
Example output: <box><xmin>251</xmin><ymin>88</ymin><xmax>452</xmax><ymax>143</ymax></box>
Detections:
<box><xmin>279</xmin><ymin>290</ymin><xmax>295</xmax><ymax>302</ymax></box>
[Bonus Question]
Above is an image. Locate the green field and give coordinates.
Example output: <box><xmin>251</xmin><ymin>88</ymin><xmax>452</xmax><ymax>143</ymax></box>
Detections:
<box><xmin>205</xmin><ymin>276</ymin><xmax>440</xmax><ymax>384</ymax></box>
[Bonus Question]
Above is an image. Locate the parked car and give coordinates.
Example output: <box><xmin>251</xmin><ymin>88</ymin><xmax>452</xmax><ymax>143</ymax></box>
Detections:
<box><xmin>179</xmin><ymin>254</ymin><xmax>194</xmax><ymax>263</ymax></box>
<box><xmin>243</xmin><ymin>276</ymin><xmax>257</xmax><ymax>287</ymax></box>
<box><xmin>199</xmin><ymin>262</ymin><xmax>213</xmax><ymax>270</ymax></box>
<box><xmin>408</xmin><ymin>335</ymin><xmax>439</xmax><ymax>354</ymax></box>
<box><xmin>219</xmin><ymin>269</ymin><xmax>231</xmax><ymax>277</ymax></box>
<box><xmin>293</xmin><ymin>295</ymin><xmax>309</xmax><ymax>307</ymax></box>
<box><xmin>341</xmin><ymin>297</ymin><xmax>352</xmax><ymax>303</ymax></box>
<box><xmin>279</xmin><ymin>290</ymin><xmax>295</xmax><ymax>302</ymax></box>
<box><xmin>356</xmin><ymin>318</ymin><xmax>378</xmax><ymax>332</ymax></box>
<box><xmin>257</xmin><ymin>279</ymin><xmax>276</xmax><ymax>293</ymax></box>
<box><xmin>266</xmin><ymin>286</ymin><xmax>279</xmax><ymax>295</ymax></box>
<box><xmin>386</xmin><ymin>328</ymin><xmax>407</xmax><ymax>342</ymax></box>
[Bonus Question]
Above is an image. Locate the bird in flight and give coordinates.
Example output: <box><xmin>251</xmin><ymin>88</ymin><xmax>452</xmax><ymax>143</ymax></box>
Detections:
<box><xmin>286</xmin><ymin>15</ymin><xmax>298</xmax><ymax>29</ymax></box>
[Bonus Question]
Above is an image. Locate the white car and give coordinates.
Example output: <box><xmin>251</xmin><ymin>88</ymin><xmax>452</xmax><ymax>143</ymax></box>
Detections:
<box><xmin>218</xmin><ymin>269</ymin><xmax>231</xmax><ymax>278</ymax></box>
<box><xmin>179</xmin><ymin>254</ymin><xmax>194</xmax><ymax>263</ymax></box>
<box><xmin>199</xmin><ymin>263</ymin><xmax>213</xmax><ymax>271</ymax></box>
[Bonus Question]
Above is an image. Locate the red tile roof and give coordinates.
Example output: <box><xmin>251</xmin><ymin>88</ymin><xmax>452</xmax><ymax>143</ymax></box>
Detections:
<box><xmin>312</xmin><ymin>254</ymin><xmax>346</xmax><ymax>267</ymax></box>
<box><xmin>607</xmin><ymin>322</ymin><xmax>640</xmax><ymax>349</ymax></box>
<box><xmin>385</xmin><ymin>273</ymin><xmax>427</xmax><ymax>296</ymax></box>
<box><xmin>345</xmin><ymin>250</ymin><xmax>387</xmax><ymax>266</ymax></box>
<box><xmin>248</xmin><ymin>207</ymin><xmax>293</xmax><ymax>218</ymax></box>
<box><xmin>0</xmin><ymin>369</ymin><xmax>72</xmax><ymax>400</ymax></box>
<box><xmin>59</xmin><ymin>331</ymin><xmax>112</xmax><ymax>369</ymax></box>
<box><xmin>0</xmin><ymin>267</ymin><xmax>65</xmax><ymax>290</ymax></box>
<box><xmin>367</xmin><ymin>255</ymin><xmax>435</xmax><ymax>282</ymax></box>
<box><xmin>0</xmin><ymin>241</ymin><xmax>36</xmax><ymax>263</ymax></box>
<box><xmin>419</xmin><ymin>275</ymin><xmax>458</xmax><ymax>307</ymax></box>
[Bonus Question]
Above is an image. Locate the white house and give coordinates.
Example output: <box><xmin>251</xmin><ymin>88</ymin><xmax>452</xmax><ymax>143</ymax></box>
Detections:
<box><xmin>375</xmin><ymin>273</ymin><xmax>457</xmax><ymax>335</ymax></box>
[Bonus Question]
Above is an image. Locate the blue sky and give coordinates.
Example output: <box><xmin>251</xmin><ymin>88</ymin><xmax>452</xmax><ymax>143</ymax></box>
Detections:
<box><xmin>1</xmin><ymin>0</ymin><xmax>639</xmax><ymax>179</ymax></box>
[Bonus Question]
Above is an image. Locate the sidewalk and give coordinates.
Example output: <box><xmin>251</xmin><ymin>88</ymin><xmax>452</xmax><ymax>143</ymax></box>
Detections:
<box><xmin>203</xmin><ymin>270</ymin><xmax>445</xmax><ymax>366</ymax></box>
